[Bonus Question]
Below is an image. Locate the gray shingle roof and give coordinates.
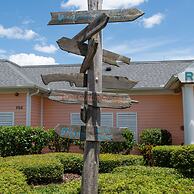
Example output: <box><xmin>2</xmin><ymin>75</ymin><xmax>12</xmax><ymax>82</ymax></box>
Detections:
<box><xmin>0</xmin><ymin>59</ymin><xmax>193</xmax><ymax>91</ymax></box>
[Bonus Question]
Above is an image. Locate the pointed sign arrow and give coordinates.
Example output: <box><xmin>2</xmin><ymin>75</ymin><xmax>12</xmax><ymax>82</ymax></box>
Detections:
<box><xmin>48</xmin><ymin>8</ymin><xmax>144</xmax><ymax>25</ymax></box>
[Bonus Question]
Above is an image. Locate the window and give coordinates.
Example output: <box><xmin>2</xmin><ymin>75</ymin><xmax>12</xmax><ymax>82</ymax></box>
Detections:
<box><xmin>0</xmin><ymin>112</ymin><xmax>14</xmax><ymax>126</ymax></box>
<box><xmin>71</xmin><ymin>112</ymin><xmax>113</xmax><ymax>127</ymax></box>
<box><xmin>101</xmin><ymin>112</ymin><xmax>113</xmax><ymax>127</ymax></box>
<box><xmin>71</xmin><ymin>113</ymin><xmax>84</xmax><ymax>125</ymax></box>
<box><xmin>116</xmin><ymin>112</ymin><xmax>137</xmax><ymax>139</ymax></box>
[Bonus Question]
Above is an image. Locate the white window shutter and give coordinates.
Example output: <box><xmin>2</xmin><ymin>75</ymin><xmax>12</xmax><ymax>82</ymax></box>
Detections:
<box><xmin>101</xmin><ymin>112</ymin><xmax>113</xmax><ymax>127</ymax></box>
<box><xmin>71</xmin><ymin>113</ymin><xmax>84</xmax><ymax>125</ymax></box>
<box><xmin>117</xmin><ymin>112</ymin><xmax>137</xmax><ymax>138</ymax></box>
<box><xmin>0</xmin><ymin>112</ymin><xmax>14</xmax><ymax>126</ymax></box>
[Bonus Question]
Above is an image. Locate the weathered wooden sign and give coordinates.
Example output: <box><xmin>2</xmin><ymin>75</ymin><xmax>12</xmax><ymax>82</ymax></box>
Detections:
<box><xmin>48</xmin><ymin>8</ymin><xmax>144</xmax><ymax>25</ymax></box>
<box><xmin>41</xmin><ymin>73</ymin><xmax>137</xmax><ymax>90</ymax></box>
<box><xmin>57</xmin><ymin>37</ymin><xmax>130</xmax><ymax>66</ymax></box>
<box><xmin>49</xmin><ymin>90</ymin><xmax>138</xmax><ymax>109</ymax></box>
<box><xmin>73</xmin><ymin>13</ymin><xmax>109</xmax><ymax>43</ymax></box>
<box><xmin>55</xmin><ymin>124</ymin><xmax>126</xmax><ymax>142</ymax></box>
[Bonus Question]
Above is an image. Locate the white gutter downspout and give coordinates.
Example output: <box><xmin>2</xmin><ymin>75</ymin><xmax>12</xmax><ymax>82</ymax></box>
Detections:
<box><xmin>26</xmin><ymin>89</ymin><xmax>39</xmax><ymax>126</ymax></box>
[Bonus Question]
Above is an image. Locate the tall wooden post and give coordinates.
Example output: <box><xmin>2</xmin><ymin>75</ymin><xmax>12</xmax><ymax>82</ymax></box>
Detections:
<box><xmin>81</xmin><ymin>0</ymin><xmax>102</xmax><ymax>193</ymax></box>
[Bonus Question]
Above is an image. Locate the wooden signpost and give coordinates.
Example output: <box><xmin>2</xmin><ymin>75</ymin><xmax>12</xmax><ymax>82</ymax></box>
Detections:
<box><xmin>44</xmin><ymin>2</ymin><xmax>144</xmax><ymax>193</ymax></box>
<box><xmin>57</xmin><ymin>37</ymin><xmax>130</xmax><ymax>66</ymax></box>
<box><xmin>48</xmin><ymin>8</ymin><xmax>144</xmax><ymax>25</ymax></box>
<box><xmin>41</xmin><ymin>73</ymin><xmax>137</xmax><ymax>89</ymax></box>
<box><xmin>49</xmin><ymin>90</ymin><xmax>138</xmax><ymax>109</ymax></box>
<box><xmin>55</xmin><ymin>124</ymin><xmax>125</xmax><ymax>142</ymax></box>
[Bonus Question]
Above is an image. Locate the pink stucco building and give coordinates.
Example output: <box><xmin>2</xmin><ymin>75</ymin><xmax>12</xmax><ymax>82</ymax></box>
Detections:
<box><xmin>0</xmin><ymin>59</ymin><xmax>194</xmax><ymax>145</ymax></box>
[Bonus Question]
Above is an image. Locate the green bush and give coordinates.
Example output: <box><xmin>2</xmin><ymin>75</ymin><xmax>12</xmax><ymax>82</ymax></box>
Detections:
<box><xmin>47</xmin><ymin>129</ymin><xmax>73</xmax><ymax>152</ymax></box>
<box><xmin>32</xmin><ymin>166</ymin><xmax>194</xmax><ymax>194</ymax></box>
<box><xmin>46</xmin><ymin>153</ymin><xmax>143</xmax><ymax>174</ymax></box>
<box><xmin>0</xmin><ymin>167</ymin><xmax>30</xmax><ymax>194</ymax></box>
<box><xmin>99</xmin><ymin>154</ymin><xmax>144</xmax><ymax>173</ymax></box>
<box><xmin>0</xmin><ymin>126</ymin><xmax>49</xmax><ymax>157</ymax></box>
<box><xmin>32</xmin><ymin>180</ymin><xmax>81</xmax><ymax>194</ymax></box>
<box><xmin>171</xmin><ymin>145</ymin><xmax>194</xmax><ymax>177</ymax></box>
<box><xmin>100</xmin><ymin>129</ymin><xmax>135</xmax><ymax>154</ymax></box>
<box><xmin>152</xmin><ymin>145</ymin><xmax>180</xmax><ymax>167</ymax></box>
<box><xmin>140</xmin><ymin>128</ymin><xmax>172</xmax><ymax>146</ymax></box>
<box><xmin>0</xmin><ymin>154</ymin><xmax>63</xmax><ymax>184</ymax></box>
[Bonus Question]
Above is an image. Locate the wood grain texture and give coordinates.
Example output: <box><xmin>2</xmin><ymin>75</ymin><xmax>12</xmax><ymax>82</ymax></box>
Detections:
<box><xmin>49</xmin><ymin>90</ymin><xmax>137</xmax><ymax>109</ymax></box>
<box><xmin>48</xmin><ymin>8</ymin><xmax>144</xmax><ymax>25</ymax></box>
<box><xmin>41</xmin><ymin>73</ymin><xmax>137</xmax><ymax>89</ymax></box>
<box><xmin>80</xmin><ymin>40</ymin><xmax>98</xmax><ymax>73</ymax></box>
<box><xmin>55</xmin><ymin>124</ymin><xmax>126</xmax><ymax>142</ymax></box>
<box><xmin>57</xmin><ymin>37</ymin><xmax>131</xmax><ymax>65</ymax></box>
<box><xmin>73</xmin><ymin>13</ymin><xmax>109</xmax><ymax>43</ymax></box>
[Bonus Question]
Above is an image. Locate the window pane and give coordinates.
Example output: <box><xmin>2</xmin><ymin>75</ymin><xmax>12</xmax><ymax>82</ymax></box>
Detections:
<box><xmin>0</xmin><ymin>112</ymin><xmax>14</xmax><ymax>126</ymax></box>
<box><xmin>101</xmin><ymin>113</ymin><xmax>113</xmax><ymax>127</ymax></box>
<box><xmin>71</xmin><ymin>113</ymin><xmax>84</xmax><ymax>125</ymax></box>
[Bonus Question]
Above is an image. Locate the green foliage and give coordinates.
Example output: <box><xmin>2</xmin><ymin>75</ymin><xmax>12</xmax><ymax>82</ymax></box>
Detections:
<box><xmin>171</xmin><ymin>145</ymin><xmax>194</xmax><ymax>177</ymax></box>
<box><xmin>100</xmin><ymin>129</ymin><xmax>135</xmax><ymax>154</ymax></box>
<box><xmin>138</xmin><ymin>144</ymin><xmax>154</xmax><ymax>166</ymax></box>
<box><xmin>32</xmin><ymin>166</ymin><xmax>194</xmax><ymax>194</ymax></box>
<box><xmin>46</xmin><ymin>152</ymin><xmax>143</xmax><ymax>174</ymax></box>
<box><xmin>31</xmin><ymin>180</ymin><xmax>81</xmax><ymax>194</ymax></box>
<box><xmin>0</xmin><ymin>154</ymin><xmax>63</xmax><ymax>184</ymax></box>
<box><xmin>0</xmin><ymin>126</ymin><xmax>49</xmax><ymax>157</ymax></box>
<box><xmin>0</xmin><ymin>167</ymin><xmax>30</xmax><ymax>194</ymax></box>
<box><xmin>140</xmin><ymin>128</ymin><xmax>172</xmax><ymax>146</ymax></box>
<box><xmin>47</xmin><ymin>129</ymin><xmax>72</xmax><ymax>152</ymax></box>
<box><xmin>99</xmin><ymin>154</ymin><xmax>144</xmax><ymax>173</ymax></box>
<box><xmin>152</xmin><ymin>145</ymin><xmax>180</xmax><ymax>167</ymax></box>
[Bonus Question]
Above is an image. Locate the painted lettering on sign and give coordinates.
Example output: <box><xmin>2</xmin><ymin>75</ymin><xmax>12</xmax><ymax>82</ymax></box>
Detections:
<box><xmin>185</xmin><ymin>72</ymin><xmax>194</xmax><ymax>81</ymax></box>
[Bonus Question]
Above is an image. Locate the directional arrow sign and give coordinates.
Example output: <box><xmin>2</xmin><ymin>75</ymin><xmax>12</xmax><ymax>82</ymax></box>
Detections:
<box><xmin>55</xmin><ymin>124</ymin><xmax>126</xmax><ymax>142</ymax></box>
<box><xmin>48</xmin><ymin>8</ymin><xmax>144</xmax><ymax>25</ymax></box>
<box><xmin>57</xmin><ymin>37</ymin><xmax>130</xmax><ymax>66</ymax></box>
<box><xmin>41</xmin><ymin>73</ymin><xmax>137</xmax><ymax>90</ymax></box>
<box><xmin>73</xmin><ymin>13</ymin><xmax>109</xmax><ymax>43</ymax></box>
<box><xmin>49</xmin><ymin>90</ymin><xmax>138</xmax><ymax>109</ymax></box>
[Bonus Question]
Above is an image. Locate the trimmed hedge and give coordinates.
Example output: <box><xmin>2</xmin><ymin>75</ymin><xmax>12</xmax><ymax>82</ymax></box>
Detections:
<box><xmin>32</xmin><ymin>166</ymin><xmax>194</xmax><ymax>194</ymax></box>
<box><xmin>152</xmin><ymin>145</ymin><xmax>180</xmax><ymax>167</ymax></box>
<box><xmin>46</xmin><ymin>153</ymin><xmax>144</xmax><ymax>174</ymax></box>
<box><xmin>0</xmin><ymin>154</ymin><xmax>63</xmax><ymax>184</ymax></box>
<box><xmin>0</xmin><ymin>126</ymin><xmax>49</xmax><ymax>157</ymax></box>
<box><xmin>153</xmin><ymin>145</ymin><xmax>194</xmax><ymax>177</ymax></box>
<box><xmin>140</xmin><ymin>128</ymin><xmax>172</xmax><ymax>146</ymax></box>
<box><xmin>0</xmin><ymin>167</ymin><xmax>30</xmax><ymax>194</ymax></box>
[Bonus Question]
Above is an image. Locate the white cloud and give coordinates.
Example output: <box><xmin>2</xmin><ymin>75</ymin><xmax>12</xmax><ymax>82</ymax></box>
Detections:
<box><xmin>143</xmin><ymin>13</ymin><xmax>165</xmax><ymax>28</ymax></box>
<box><xmin>0</xmin><ymin>25</ymin><xmax>38</xmax><ymax>40</ymax></box>
<box><xmin>61</xmin><ymin>0</ymin><xmax>146</xmax><ymax>10</ymax></box>
<box><xmin>9</xmin><ymin>53</ymin><xmax>56</xmax><ymax>66</ymax></box>
<box><xmin>22</xmin><ymin>19</ymin><xmax>35</xmax><ymax>25</ymax></box>
<box><xmin>106</xmin><ymin>38</ymin><xmax>177</xmax><ymax>56</ymax></box>
<box><xmin>34</xmin><ymin>44</ymin><xmax>58</xmax><ymax>54</ymax></box>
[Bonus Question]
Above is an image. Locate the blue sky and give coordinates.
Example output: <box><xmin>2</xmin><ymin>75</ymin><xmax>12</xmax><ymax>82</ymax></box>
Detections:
<box><xmin>0</xmin><ymin>0</ymin><xmax>193</xmax><ymax>66</ymax></box>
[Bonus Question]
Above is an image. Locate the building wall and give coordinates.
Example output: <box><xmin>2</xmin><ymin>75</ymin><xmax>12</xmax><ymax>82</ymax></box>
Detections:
<box><xmin>0</xmin><ymin>93</ymin><xmax>26</xmax><ymax>125</ymax></box>
<box><xmin>31</xmin><ymin>96</ymin><xmax>41</xmax><ymax>127</ymax></box>
<box><xmin>43</xmin><ymin>94</ymin><xmax>184</xmax><ymax>145</ymax></box>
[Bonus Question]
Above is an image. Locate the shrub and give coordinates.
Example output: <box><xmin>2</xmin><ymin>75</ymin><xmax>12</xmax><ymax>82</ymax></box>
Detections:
<box><xmin>46</xmin><ymin>153</ymin><xmax>144</xmax><ymax>174</ymax></box>
<box><xmin>32</xmin><ymin>180</ymin><xmax>81</xmax><ymax>194</ymax></box>
<box><xmin>140</xmin><ymin>128</ymin><xmax>172</xmax><ymax>146</ymax></box>
<box><xmin>0</xmin><ymin>154</ymin><xmax>63</xmax><ymax>184</ymax></box>
<box><xmin>152</xmin><ymin>145</ymin><xmax>180</xmax><ymax>167</ymax></box>
<box><xmin>47</xmin><ymin>129</ymin><xmax>72</xmax><ymax>152</ymax></box>
<box><xmin>0</xmin><ymin>126</ymin><xmax>49</xmax><ymax>157</ymax></box>
<box><xmin>0</xmin><ymin>167</ymin><xmax>30</xmax><ymax>194</ymax></box>
<box><xmin>171</xmin><ymin>145</ymin><xmax>194</xmax><ymax>177</ymax></box>
<box><xmin>32</xmin><ymin>166</ymin><xmax>194</xmax><ymax>194</ymax></box>
<box><xmin>100</xmin><ymin>129</ymin><xmax>135</xmax><ymax>154</ymax></box>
